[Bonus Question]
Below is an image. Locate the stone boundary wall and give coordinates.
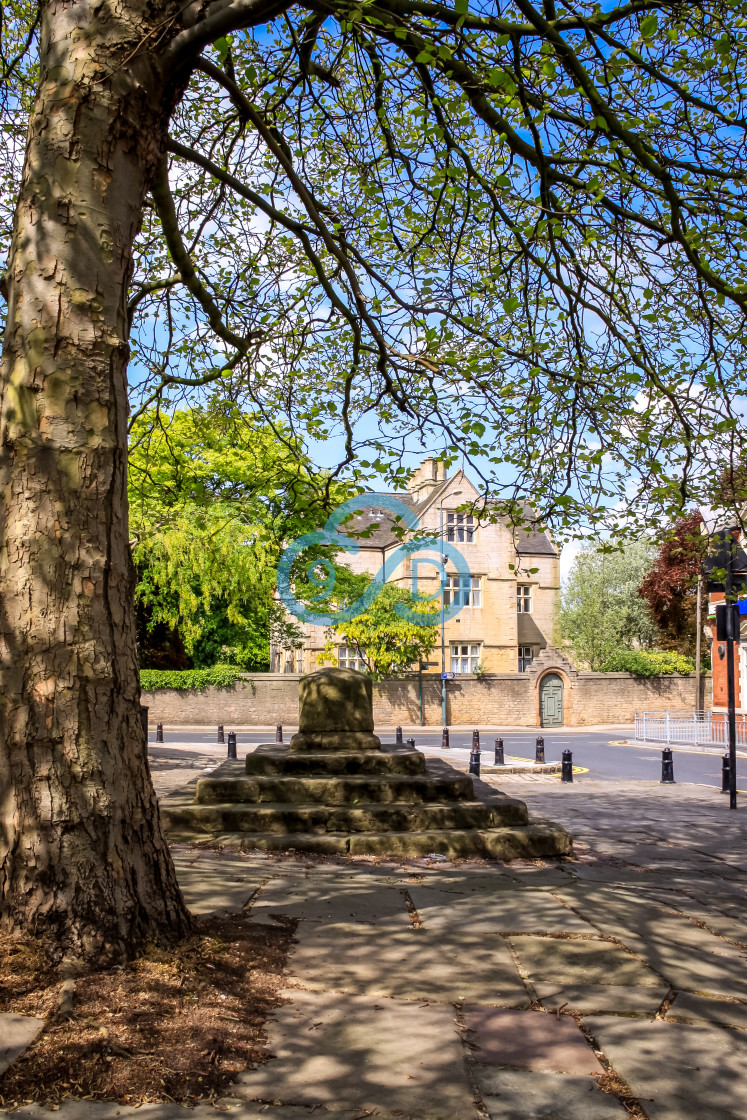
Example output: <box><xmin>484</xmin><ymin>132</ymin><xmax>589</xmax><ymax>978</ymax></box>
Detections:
<box><xmin>143</xmin><ymin>671</ymin><xmax>711</xmax><ymax>728</ymax></box>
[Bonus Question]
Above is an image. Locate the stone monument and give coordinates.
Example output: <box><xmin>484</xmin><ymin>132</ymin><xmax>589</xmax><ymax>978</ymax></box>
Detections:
<box><xmin>289</xmin><ymin>668</ymin><xmax>381</xmax><ymax>752</ymax></box>
<box><xmin>162</xmin><ymin>668</ymin><xmax>571</xmax><ymax>859</ymax></box>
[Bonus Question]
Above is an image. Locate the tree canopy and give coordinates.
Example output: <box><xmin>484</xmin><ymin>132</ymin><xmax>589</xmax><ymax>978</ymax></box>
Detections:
<box><xmin>317</xmin><ymin>575</ymin><xmax>439</xmax><ymax>677</ymax></box>
<box><xmin>638</xmin><ymin>512</ymin><xmax>706</xmax><ymax>659</ymax></box>
<box><xmin>129</xmin><ymin>405</ymin><xmax>343</xmax><ymax>667</ymax></box>
<box><xmin>4</xmin><ymin>2</ymin><xmax>747</xmax><ymax>535</ymax></box>
<box><xmin>560</xmin><ymin>538</ymin><xmax>658</xmax><ymax>669</ymax></box>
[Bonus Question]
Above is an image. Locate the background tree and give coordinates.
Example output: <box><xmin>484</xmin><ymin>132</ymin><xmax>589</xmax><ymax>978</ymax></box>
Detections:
<box><xmin>129</xmin><ymin>405</ymin><xmax>331</xmax><ymax>669</ymax></box>
<box><xmin>318</xmin><ymin>577</ymin><xmax>439</xmax><ymax>678</ymax></box>
<box><xmin>560</xmin><ymin>540</ymin><xmax>658</xmax><ymax>670</ymax></box>
<box><xmin>3</xmin><ymin>1</ymin><xmax>747</xmax><ymax>962</ymax></box>
<box><xmin>638</xmin><ymin>513</ymin><xmax>706</xmax><ymax>660</ymax></box>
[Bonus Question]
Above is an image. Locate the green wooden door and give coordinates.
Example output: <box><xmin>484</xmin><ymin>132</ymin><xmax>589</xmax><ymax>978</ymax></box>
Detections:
<box><xmin>540</xmin><ymin>673</ymin><xmax>564</xmax><ymax>727</ymax></box>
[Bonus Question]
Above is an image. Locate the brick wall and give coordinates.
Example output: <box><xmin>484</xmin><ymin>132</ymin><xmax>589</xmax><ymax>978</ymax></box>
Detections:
<box><xmin>143</xmin><ymin>670</ymin><xmax>711</xmax><ymax>728</ymax></box>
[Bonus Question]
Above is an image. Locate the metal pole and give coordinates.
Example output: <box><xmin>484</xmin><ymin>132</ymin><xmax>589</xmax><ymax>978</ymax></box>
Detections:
<box><xmin>419</xmin><ymin>663</ymin><xmax>424</xmax><ymax>726</ymax></box>
<box><xmin>695</xmin><ymin>572</ymin><xmax>703</xmax><ymax>712</ymax></box>
<box><xmin>726</xmin><ymin>537</ymin><xmax>738</xmax><ymax>810</ymax></box>
<box><xmin>440</xmin><ymin>503</ymin><xmax>447</xmax><ymax>727</ymax></box>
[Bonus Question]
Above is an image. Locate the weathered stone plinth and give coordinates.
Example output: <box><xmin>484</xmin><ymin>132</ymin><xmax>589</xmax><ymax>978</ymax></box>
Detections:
<box><xmin>161</xmin><ymin>668</ymin><xmax>572</xmax><ymax>860</ymax></box>
<box><xmin>289</xmin><ymin>667</ymin><xmax>381</xmax><ymax>752</ymax></box>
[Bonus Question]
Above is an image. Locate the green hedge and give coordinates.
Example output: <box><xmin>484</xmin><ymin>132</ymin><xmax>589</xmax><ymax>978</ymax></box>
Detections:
<box><xmin>600</xmin><ymin>650</ymin><xmax>697</xmax><ymax>677</ymax></box>
<box><xmin>139</xmin><ymin>664</ymin><xmax>246</xmax><ymax>691</ymax></box>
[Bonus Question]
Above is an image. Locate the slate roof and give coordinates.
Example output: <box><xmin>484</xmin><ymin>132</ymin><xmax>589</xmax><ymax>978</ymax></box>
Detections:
<box><xmin>339</xmin><ymin>493</ymin><xmax>423</xmax><ymax>550</ymax></box>
<box><xmin>514</xmin><ymin>525</ymin><xmax>558</xmax><ymax>556</ymax></box>
<box><xmin>339</xmin><ymin>489</ymin><xmax>558</xmax><ymax>557</ymax></box>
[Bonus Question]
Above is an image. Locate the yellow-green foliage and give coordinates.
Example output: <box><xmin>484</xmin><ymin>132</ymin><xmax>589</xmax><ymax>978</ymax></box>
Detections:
<box><xmin>318</xmin><ymin>579</ymin><xmax>439</xmax><ymax>679</ymax></box>
<box><xmin>129</xmin><ymin>405</ymin><xmax>346</xmax><ymax>663</ymax></box>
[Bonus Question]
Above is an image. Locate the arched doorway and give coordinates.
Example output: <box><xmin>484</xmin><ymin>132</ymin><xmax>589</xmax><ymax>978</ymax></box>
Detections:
<box><xmin>540</xmin><ymin>673</ymin><xmax>564</xmax><ymax>727</ymax></box>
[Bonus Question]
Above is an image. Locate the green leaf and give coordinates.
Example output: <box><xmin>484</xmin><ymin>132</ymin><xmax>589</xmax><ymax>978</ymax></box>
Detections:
<box><xmin>640</xmin><ymin>14</ymin><xmax>658</xmax><ymax>39</ymax></box>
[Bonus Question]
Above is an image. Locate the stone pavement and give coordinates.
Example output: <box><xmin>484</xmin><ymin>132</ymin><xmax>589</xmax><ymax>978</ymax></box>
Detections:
<box><xmin>5</xmin><ymin>779</ymin><xmax>747</xmax><ymax>1120</ymax></box>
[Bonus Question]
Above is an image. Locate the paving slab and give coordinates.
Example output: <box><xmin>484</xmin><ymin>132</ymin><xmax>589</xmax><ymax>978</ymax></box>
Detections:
<box><xmin>607</xmin><ymin>929</ymin><xmax>747</xmax><ymax>998</ymax></box>
<box><xmin>172</xmin><ymin>855</ymin><xmax>270</xmax><ymax>914</ymax></box>
<box><xmin>396</xmin><ymin>871</ymin><xmax>522</xmax><ymax>894</ymax></box>
<box><xmin>534</xmin><ymin>982</ymin><xmax>668</xmax><ymax>1015</ymax></box>
<box><xmin>559</xmin><ymin>895</ymin><xmax>747</xmax><ymax>967</ymax></box>
<box><xmin>584</xmin><ymin>1016</ymin><xmax>747</xmax><ymax>1120</ymax></box>
<box><xmin>0</xmin><ymin>1013</ymin><xmax>44</xmax><ymax>1075</ymax></box>
<box><xmin>408</xmin><ymin>886</ymin><xmax>594</xmax><ymax>933</ymax></box>
<box><xmin>504</xmin><ymin>865</ymin><xmax>576</xmax><ymax>888</ymax></box>
<box><xmin>289</xmin><ymin>922</ymin><xmax>530</xmax><ymax>1005</ymax></box>
<box><xmin>247</xmin><ymin>878</ymin><xmax>410</xmax><ymax>926</ymax></box>
<box><xmin>462</xmin><ymin>1007</ymin><xmax>603</xmax><ymax>1074</ymax></box>
<box><xmin>235</xmin><ymin>989</ymin><xmax>479</xmax><ymax>1119</ymax></box>
<box><xmin>6</xmin><ymin>1102</ymin><xmax>363</xmax><ymax>1119</ymax></box>
<box><xmin>475</xmin><ymin>1069</ymin><xmax>628</xmax><ymax>1120</ymax></box>
<box><xmin>507</xmin><ymin>936</ymin><xmax>665</xmax><ymax>988</ymax></box>
<box><xmin>666</xmin><ymin>991</ymin><xmax>747</xmax><ymax>1028</ymax></box>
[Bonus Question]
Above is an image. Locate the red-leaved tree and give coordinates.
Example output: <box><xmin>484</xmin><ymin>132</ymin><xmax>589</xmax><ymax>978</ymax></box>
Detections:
<box><xmin>638</xmin><ymin>514</ymin><xmax>706</xmax><ymax>659</ymax></box>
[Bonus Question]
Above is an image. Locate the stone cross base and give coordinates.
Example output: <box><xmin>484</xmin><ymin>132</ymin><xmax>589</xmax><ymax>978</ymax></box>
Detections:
<box><xmin>289</xmin><ymin>667</ymin><xmax>382</xmax><ymax>754</ymax></box>
<box><xmin>289</xmin><ymin>730</ymin><xmax>382</xmax><ymax>752</ymax></box>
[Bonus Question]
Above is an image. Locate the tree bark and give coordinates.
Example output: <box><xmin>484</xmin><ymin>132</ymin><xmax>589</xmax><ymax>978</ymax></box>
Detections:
<box><xmin>0</xmin><ymin>0</ymin><xmax>192</xmax><ymax>963</ymax></box>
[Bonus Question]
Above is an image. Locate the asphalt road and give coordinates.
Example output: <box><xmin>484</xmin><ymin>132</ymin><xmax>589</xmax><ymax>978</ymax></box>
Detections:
<box><xmin>148</xmin><ymin>727</ymin><xmax>740</xmax><ymax>790</ymax></box>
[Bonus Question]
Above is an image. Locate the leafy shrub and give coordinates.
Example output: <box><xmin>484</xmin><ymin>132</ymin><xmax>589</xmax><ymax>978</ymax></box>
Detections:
<box><xmin>140</xmin><ymin>663</ymin><xmax>246</xmax><ymax>692</ymax></box>
<box><xmin>600</xmin><ymin>649</ymin><xmax>697</xmax><ymax>676</ymax></box>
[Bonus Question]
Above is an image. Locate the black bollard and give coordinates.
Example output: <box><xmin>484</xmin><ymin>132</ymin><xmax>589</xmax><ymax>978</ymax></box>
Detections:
<box><xmin>217</xmin><ymin>723</ymin><xmax>224</xmax><ymax>744</ymax></box>
<box><xmin>660</xmin><ymin>747</ymin><xmax>675</xmax><ymax>784</ymax></box>
<box><xmin>494</xmin><ymin>738</ymin><xmax>505</xmax><ymax>766</ymax></box>
<box><xmin>396</xmin><ymin>726</ymin><xmax>403</xmax><ymax>745</ymax></box>
<box><xmin>406</xmin><ymin>737</ymin><xmax>416</xmax><ymax>748</ymax></box>
<box><xmin>472</xmin><ymin>729</ymin><xmax>480</xmax><ymax>750</ymax></box>
<box><xmin>276</xmin><ymin>724</ymin><xmax>283</xmax><ymax>743</ymax></box>
<box><xmin>469</xmin><ymin>744</ymin><xmax>481</xmax><ymax>777</ymax></box>
<box><xmin>227</xmin><ymin>731</ymin><xmax>237</xmax><ymax>760</ymax></box>
<box><xmin>442</xmin><ymin>727</ymin><xmax>450</xmax><ymax>750</ymax></box>
<box><xmin>156</xmin><ymin>722</ymin><xmax>163</xmax><ymax>743</ymax></box>
<box><xmin>722</xmin><ymin>753</ymin><xmax>731</xmax><ymax>794</ymax></box>
<box><xmin>561</xmin><ymin>749</ymin><xmax>573</xmax><ymax>783</ymax></box>
<box><xmin>140</xmin><ymin>705</ymin><xmax>149</xmax><ymax>742</ymax></box>
<box><xmin>535</xmin><ymin>736</ymin><xmax>545</xmax><ymax>764</ymax></box>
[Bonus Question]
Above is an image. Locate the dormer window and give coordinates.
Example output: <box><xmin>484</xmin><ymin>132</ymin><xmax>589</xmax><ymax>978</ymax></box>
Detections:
<box><xmin>446</xmin><ymin>513</ymin><xmax>474</xmax><ymax>543</ymax></box>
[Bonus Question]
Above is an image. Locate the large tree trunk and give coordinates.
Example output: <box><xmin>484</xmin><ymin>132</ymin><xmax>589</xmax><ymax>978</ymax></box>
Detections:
<box><xmin>0</xmin><ymin>0</ymin><xmax>191</xmax><ymax>963</ymax></box>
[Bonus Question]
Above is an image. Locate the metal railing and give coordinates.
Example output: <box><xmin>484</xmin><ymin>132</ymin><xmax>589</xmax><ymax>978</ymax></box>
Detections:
<box><xmin>635</xmin><ymin>710</ymin><xmax>747</xmax><ymax>747</ymax></box>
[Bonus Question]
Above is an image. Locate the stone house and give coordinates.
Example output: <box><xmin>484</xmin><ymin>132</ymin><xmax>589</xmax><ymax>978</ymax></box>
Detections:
<box><xmin>273</xmin><ymin>458</ymin><xmax>560</xmax><ymax>678</ymax></box>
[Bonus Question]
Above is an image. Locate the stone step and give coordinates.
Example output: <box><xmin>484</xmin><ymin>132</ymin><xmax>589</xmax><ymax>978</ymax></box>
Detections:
<box><xmin>244</xmin><ymin>748</ymin><xmax>427</xmax><ymax>777</ymax></box>
<box><xmin>162</xmin><ymin>798</ymin><xmax>526</xmax><ymax>835</ymax></box>
<box><xmin>196</xmin><ymin>774</ymin><xmax>475</xmax><ymax>806</ymax></box>
<box><xmin>164</xmin><ymin>823</ymin><xmax>572</xmax><ymax>860</ymax></box>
